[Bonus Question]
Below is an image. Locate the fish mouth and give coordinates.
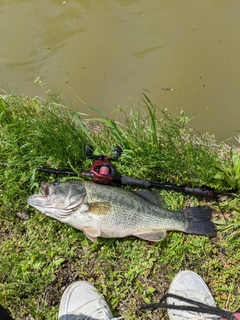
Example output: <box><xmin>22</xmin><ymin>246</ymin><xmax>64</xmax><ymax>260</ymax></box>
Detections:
<box><xmin>27</xmin><ymin>182</ymin><xmax>51</xmax><ymax>208</ymax></box>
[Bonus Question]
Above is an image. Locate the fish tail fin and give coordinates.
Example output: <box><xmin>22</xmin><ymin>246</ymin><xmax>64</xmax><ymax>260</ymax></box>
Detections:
<box><xmin>183</xmin><ymin>206</ymin><xmax>216</xmax><ymax>236</ymax></box>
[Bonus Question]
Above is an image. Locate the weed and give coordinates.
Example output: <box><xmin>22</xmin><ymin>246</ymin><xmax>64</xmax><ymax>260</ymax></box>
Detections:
<box><xmin>211</xmin><ymin>149</ymin><xmax>240</xmax><ymax>190</ymax></box>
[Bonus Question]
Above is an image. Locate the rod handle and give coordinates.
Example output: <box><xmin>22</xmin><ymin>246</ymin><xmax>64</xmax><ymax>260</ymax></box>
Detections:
<box><xmin>119</xmin><ymin>176</ymin><xmax>151</xmax><ymax>188</ymax></box>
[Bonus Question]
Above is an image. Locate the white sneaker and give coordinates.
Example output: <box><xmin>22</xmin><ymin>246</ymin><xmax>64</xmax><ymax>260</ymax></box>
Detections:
<box><xmin>58</xmin><ymin>281</ymin><xmax>122</xmax><ymax>320</ymax></box>
<box><xmin>167</xmin><ymin>270</ymin><xmax>218</xmax><ymax>320</ymax></box>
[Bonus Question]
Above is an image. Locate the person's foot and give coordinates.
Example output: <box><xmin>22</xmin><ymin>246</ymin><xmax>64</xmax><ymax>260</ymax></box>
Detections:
<box><xmin>167</xmin><ymin>270</ymin><xmax>218</xmax><ymax>320</ymax></box>
<box><xmin>58</xmin><ymin>281</ymin><xmax>117</xmax><ymax>320</ymax></box>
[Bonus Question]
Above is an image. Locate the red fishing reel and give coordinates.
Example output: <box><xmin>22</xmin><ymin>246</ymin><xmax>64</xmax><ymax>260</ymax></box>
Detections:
<box><xmin>81</xmin><ymin>145</ymin><xmax>122</xmax><ymax>184</ymax></box>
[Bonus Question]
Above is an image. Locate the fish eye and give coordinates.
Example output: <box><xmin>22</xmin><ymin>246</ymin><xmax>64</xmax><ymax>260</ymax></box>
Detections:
<box><xmin>53</xmin><ymin>181</ymin><xmax>60</xmax><ymax>187</ymax></box>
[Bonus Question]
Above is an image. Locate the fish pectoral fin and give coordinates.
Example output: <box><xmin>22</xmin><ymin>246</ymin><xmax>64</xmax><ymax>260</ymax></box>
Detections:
<box><xmin>83</xmin><ymin>227</ymin><xmax>101</xmax><ymax>242</ymax></box>
<box><xmin>133</xmin><ymin>230</ymin><xmax>167</xmax><ymax>242</ymax></box>
<box><xmin>88</xmin><ymin>202</ymin><xmax>112</xmax><ymax>215</ymax></box>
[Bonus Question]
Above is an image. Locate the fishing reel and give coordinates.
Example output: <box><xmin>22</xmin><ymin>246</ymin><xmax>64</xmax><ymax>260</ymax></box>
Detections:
<box><xmin>81</xmin><ymin>145</ymin><xmax>122</xmax><ymax>184</ymax></box>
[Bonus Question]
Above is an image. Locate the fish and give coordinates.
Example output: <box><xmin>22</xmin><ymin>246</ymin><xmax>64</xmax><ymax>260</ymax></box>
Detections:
<box><xmin>27</xmin><ymin>180</ymin><xmax>216</xmax><ymax>242</ymax></box>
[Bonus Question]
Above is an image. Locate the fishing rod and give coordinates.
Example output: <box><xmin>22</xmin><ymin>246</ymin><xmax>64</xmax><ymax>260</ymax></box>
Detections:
<box><xmin>38</xmin><ymin>145</ymin><xmax>215</xmax><ymax>199</ymax></box>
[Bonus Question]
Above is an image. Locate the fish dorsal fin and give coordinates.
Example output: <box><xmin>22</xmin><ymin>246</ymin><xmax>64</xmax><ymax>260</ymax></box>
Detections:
<box><xmin>83</xmin><ymin>227</ymin><xmax>101</xmax><ymax>242</ymax></box>
<box><xmin>133</xmin><ymin>230</ymin><xmax>166</xmax><ymax>242</ymax></box>
<box><xmin>134</xmin><ymin>190</ymin><xmax>164</xmax><ymax>207</ymax></box>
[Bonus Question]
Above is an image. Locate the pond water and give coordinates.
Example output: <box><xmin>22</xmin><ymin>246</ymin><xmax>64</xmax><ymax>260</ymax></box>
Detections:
<box><xmin>1</xmin><ymin>0</ymin><xmax>240</xmax><ymax>142</ymax></box>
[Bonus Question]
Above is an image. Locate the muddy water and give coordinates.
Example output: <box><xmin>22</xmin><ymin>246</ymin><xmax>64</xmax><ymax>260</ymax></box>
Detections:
<box><xmin>1</xmin><ymin>0</ymin><xmax>240</xmax><ymax>142</ymax></box>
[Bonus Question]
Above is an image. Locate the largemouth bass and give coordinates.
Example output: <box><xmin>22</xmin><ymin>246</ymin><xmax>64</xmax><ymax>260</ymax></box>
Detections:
<box><xmin>27</xmin><ymin>180</ymin><xmax>216</xmax><ymax>242</ymax></box>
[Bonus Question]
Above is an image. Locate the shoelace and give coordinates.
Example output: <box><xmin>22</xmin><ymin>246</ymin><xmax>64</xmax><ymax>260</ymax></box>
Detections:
<box><xmin>141</xmin><ymin>293</ymin><xmax>238</xmax><ymax>320</ymax></box>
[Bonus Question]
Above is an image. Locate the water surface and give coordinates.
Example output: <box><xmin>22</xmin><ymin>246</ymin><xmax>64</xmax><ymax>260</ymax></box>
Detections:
<box><xmin>1</xmin><ymin>0</ymin><xmax>240</xmax><ymax>141</ymax></box>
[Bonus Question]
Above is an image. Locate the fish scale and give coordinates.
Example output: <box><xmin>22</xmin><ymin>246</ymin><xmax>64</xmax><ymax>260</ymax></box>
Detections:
<box><xmin>83</xmin><ymin>182</ymin><xmax>186</xmax><ymax>229</ymax></box>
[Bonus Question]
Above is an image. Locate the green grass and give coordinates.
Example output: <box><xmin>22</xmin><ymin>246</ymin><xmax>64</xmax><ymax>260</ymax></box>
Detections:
<box><xmin>0</xmin><ymin>92</ymin><xmax>240</xmax><ymax>319</ymax></box>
